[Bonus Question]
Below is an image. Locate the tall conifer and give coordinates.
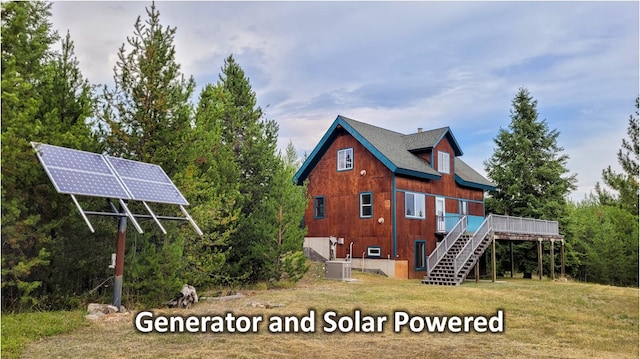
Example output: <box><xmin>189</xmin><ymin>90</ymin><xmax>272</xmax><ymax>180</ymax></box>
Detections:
<box><xmin>96</xmin><ymin>2</ymin><xmax>195</xmax><ymax>305</ymax></box>
<box><xmin>1</xmin><ymin>1</ymin><xmax>99</xmax><ymax>310</ymax></box>
<box><xmin>484</xmin><ymin>88</ymin><xmax>576</xmax><ymax>276</ymax></box>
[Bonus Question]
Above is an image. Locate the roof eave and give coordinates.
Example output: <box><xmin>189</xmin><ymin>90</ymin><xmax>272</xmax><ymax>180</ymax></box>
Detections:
<box><xmin>396</xmin><ymin>168</ymin><xmax>441</xmax><ymax>180</ymax></box>
<box><xmin>454</xmin><ymin>174</ymin><xmax>496</xmax><ymax>191</ymax></box>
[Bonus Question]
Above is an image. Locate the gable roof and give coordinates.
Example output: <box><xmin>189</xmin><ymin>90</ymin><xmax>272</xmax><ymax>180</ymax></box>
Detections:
<box><xmin>454</xmin><ymin>157</ymin><xmax>496</xmax><ymax>191</ymax></box>
<box><xmin>294</xmin><ymin>115</ymin><xmax>495</xmax><ymax>191</ymax></box>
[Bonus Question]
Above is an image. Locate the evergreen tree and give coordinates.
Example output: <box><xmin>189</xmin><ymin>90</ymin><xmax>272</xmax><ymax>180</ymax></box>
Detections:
<box><xmin>213</xmin><ymin>55</ymin><xmax>283</xmax><ymax>283</ymax></box>
<box><xmin>1</xmin><ymin>1</ymin><xmax>100</xmax><ymax>310</ymax></box>
<box><xmin>242</xmin><ymin>141</ymin><xmax>309</xmax><ymax>282</ymax></box>
<box><xmin>272</xmin><ymin>142</ymin><xmax>309</xmax><ymax>281</ymax></box>
<box><xmin>175</xmin><ymin>84</ymin><xmax>241</xmax><ymax>288</ymax></box>
<box><xmin>97</xmin><ymin>2</ymin><xmax>195</xmax><ymax>177</ymax></box>
<box><xmin>484</xmin><ymin>87</ymin><xmax>577</xmax><ymax>276</ymax></box>
<box><xmin>596</xmin><ymin>97</ymin><xmax>639</xmax><ymax>216</ymax></box>
<box><xmin>567</xmin><ymin>196</ymin><xmax>638</xmax><ymax>286</ymax></box>
<box><xmin>96</xmin><ymin>2</ymin><xmax>195</xmax><ymax>306</ymax></box>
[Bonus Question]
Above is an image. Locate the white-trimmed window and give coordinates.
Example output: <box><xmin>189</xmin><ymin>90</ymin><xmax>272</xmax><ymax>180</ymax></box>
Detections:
<box><xmin>438</xmin><ymin>151</ymin><xmax>450</xmax><ymax>174</ymax></box>
<box><xmin>337</xmin><ymin>148</ymin><xmax>353</xmax><ymax>171</ymax></box>
<box><xmin>360</xmin><ymin>192</ymin><xmax>373</xmax><ymax>218</ymax></box>
<box><xmin>405</xmin><ymin>192</ymin><xmax>426</xmax><ymax>219</ymax></box>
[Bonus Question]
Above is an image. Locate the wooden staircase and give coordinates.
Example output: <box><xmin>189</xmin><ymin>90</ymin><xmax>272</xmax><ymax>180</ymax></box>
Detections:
<box><xmin>421</xmin><ymin>232</ymin><xmax>491</xmax><ymax>285</ymax></box>
<box><xmin>421</xmin><ymin>214</ymin><xmax>561</xmax><ymax>286</ymax></box>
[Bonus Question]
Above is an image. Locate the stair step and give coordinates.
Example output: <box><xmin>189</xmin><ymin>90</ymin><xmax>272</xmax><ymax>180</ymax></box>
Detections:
<box><xmin>423</xmin><ymin>230</ymin><xmax>493</xmax><ymax>286</ymax></box>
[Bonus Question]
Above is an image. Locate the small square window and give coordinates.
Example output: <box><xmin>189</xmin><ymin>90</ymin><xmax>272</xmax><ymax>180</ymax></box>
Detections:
<box><xmin>337</xmin><ymin>148</ymin><xmax>353</xmax><ymax>171</ymax></box>
<box><xmin>314</xmin><ymin>196</ymin><xmax>325</xmax><ymax>219</ymax></box>
<box><xmin>360</xmin><ymin>192</ymin><xmax>373</xmax><ymax>218</ymax></box>
<box><xmin>438</xmin><ymin>151</ymin><xmax>450</xmax><ymax>174</ymax></box>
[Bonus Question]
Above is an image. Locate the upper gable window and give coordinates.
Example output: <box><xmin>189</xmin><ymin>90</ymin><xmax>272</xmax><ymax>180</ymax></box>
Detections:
<box><xmin>337</xmin><ymin>148</ymin><xmax>354</xmax><ymax>171</ymax></box>
<box><xmin>438</xmin><ymin>151</ymin><xmax>450</xmax><ymax>174</ymax></box>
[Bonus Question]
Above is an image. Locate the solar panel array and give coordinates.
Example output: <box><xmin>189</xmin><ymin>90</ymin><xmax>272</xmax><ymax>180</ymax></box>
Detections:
<box><xmin>32</xmin><ymin>143</ymin><xmax>189</xmax><ymax>206</ymax></box>
<box><xmin>33</xmin><ymin>143</ymin><xmax>131</xmax><ymax>200</ymax></box>
<box><xmin>106</xmin><ymin>156</ymin><xmax>188</xmax><ymax>205</ymax></box>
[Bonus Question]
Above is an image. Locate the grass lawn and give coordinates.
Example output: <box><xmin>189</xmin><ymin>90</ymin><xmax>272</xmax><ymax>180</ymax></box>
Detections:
<box><xmin>1</xmin><ymin>310</ymin><xmax>86</xmax><ymax>359</ymax></box>
<box><xmin>6</xmin><ymin>264</ymin><xmax>639</xmax><ymax>358</ymax></box>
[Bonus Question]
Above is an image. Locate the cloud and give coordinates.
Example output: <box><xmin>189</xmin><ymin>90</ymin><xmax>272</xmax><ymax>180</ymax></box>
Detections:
<box><xmin>49</xmin><ymin>1</ymin><xmax>639</xmax><ymax>200</ymax></box>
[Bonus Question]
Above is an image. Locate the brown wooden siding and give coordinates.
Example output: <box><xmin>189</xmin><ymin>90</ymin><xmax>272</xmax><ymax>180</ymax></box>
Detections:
<box><xmin>304</xmin><ymin>128</ymin><xmax>393</xmax><ymax>260</ymax></box>
<box><xmin>302</xmin><ymin>128</ymin><xmax>487</xmax><ymax>279</ymax></box>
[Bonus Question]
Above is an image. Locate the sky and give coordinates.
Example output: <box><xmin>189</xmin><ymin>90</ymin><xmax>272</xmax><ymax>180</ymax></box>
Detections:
<box><xmin>49</xmin><ymin>1</ymin><xmax>639</xmax><ymax>202</ymax></box>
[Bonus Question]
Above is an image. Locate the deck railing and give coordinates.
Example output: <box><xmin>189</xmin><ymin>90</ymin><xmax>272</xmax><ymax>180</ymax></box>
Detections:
<box><xmin>428</xmin><ymin>215</ymin><xmax>466</xmax><ymax>272</ymax></box>
<box><xmin>453</xmin><ymin>214</ymin><xmax>561</xmax><ymax>276</ymax></box>
<box><xmin>490</xmin><ymin>214</ymin><xmax>560</xmax><ymax>236</ymax></box>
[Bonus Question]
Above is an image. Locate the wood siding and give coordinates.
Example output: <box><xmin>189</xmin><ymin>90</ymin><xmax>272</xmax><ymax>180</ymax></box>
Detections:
<box><xmin>304</xmin><ymin>128</ymin><xmax>393</xmax><ymax>260</ymax></box>
<box><xmin>303</xmin><ymin>128</ymin><xmax>487</xmax><ymax>279</ymax></box>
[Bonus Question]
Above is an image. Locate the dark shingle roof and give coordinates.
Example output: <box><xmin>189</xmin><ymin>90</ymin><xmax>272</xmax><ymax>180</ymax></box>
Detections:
<box><xmin>454</xmin><ymin>158</ymin><xmax>495</xmax><ymax>191</ymax></box>
<box><xmin>294</xmin><ymin>115</ymin><xmax>495</xmax><ymax>190</ymax></box>
<box><xmin>340</xmin><ymin>117</ymin><xmax>441</xmax><ymax>178</ymax></box>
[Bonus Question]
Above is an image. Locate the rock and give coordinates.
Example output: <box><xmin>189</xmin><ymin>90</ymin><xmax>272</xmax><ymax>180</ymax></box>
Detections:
<box><xmin>166</xmin><ymin>284</ymin><xmax>199</xmax><ymax>308</ymax></box>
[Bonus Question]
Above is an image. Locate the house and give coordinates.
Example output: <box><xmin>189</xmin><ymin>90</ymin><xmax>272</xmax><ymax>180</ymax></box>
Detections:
<box><xmin>294</xmin><ymin>115</ymin><xmax>496</xmax><ymax>280</ymax></box>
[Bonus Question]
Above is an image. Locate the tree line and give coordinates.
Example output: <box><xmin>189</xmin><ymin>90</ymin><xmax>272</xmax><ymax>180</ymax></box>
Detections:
<box><xmin>2</xmin><ymin>2</ymin><xmax>637</xmax><ymax>312</ymax></box>
<box><xmin>2</xmin><ymin>2</ymin><xmax>307</xmax><ymax>311</ymax></box>
<box><xmin>484</xmin><ymin>88</ymin><xmax>638</xmax><ymax>287</ymax></box>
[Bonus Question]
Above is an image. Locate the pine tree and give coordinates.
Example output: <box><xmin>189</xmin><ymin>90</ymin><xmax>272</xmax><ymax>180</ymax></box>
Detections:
<box><xmin>484</xmin><ymin>87</ymin><xmax>577</xmax><ymax>276</ymax></box>
<box><xmin>97</xmin><ymin>2</ymin><xmax>195</xmax><ymax>177</ymax></box>
<box><xmin>596</xmin><ymin>97</ymin><xmax>639</xmax><ymax>216</ymax></box>
<box><xmin>213</xmin><ymin>55</ymin><xmax>283</xmax><ymax>283</ymax></box>
<box><xmin>1</xmin><ymin>2</ymin><xmax>100</xmax><ymax>310</ymax></box>
<box><xmin>272</xmin><ymin>142</ymin><xmax>309</xmax><ymax>281</ymax></box>
<box><xmin>96</xmin><ymin>2</ymin><xmax>195</xmax><ymax>306</ymax></box>
<box><xmin>175</xmin><ymin>84</ymin><xmax>241</xmax><ymax>288</ymax></box>
<box><xmin>567</xmin><ymin>196</ymin><xmax>638</xmax><ymax>286</ymax></box>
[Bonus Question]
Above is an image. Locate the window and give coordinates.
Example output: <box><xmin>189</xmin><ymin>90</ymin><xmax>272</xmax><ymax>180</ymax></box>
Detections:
<box><xmin>337</xmin><ymin>148</ymin><xmax>353</xmax><ymax>171</ymax></box>
<box><xmin>415</xmin><ymin>240</ymin><xmax>427</xmax><ymax>271</ymax></box>
<box><xmin>438</xmin><ymin>151</ymin><xmax>450</xmax><ymax>174</ymax></box>
<box><xmin>367</xmin><ymin>246</ymin><xmax>382</xmax><ymax>258</ymax></box>
<box><xmin>405</xmin><ymin>192</ymin><xmax>426</xmax><ymax>219</ymax></box>
<box><xmin>360</xmin><ymin>192</ymin><xmax>373</xmax><ymax>218</ymax></box>
<box><xmin>459</xmin><ymin>200</ymin><xmax>468</xmax><ymax>215</ymax></box>
<box><xmin>314</xmin><ymin>196</ymin><xmax>325</xmax><ymax>219</ymax></box>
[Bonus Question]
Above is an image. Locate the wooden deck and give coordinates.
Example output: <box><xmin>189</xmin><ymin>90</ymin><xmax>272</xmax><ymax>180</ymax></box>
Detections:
<box><xmin>423</xmin><ymin>214</ymin><xmax>565</xmax><ymax>285</ymax></box>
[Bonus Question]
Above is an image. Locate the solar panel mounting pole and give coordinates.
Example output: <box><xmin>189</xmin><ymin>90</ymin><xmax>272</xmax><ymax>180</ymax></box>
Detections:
<box><xmin>113</xmin><ymin>203</ymin><xmax>128</xmax><ymax>310</ymax></box>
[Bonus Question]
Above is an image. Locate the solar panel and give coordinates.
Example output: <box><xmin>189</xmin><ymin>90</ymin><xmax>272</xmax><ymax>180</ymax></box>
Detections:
<box><xmin>32</xmin><ymin>143</ymin><xmax>131</xmax><ymax>200</ymax></box>
<box><xmin>32</xmin><ymin>142</ymin><xmax>201</xmax><ymax>236</ymax></box>
<box><xmin>105</xmin><ymin>156</ymin><xmax>189</xmax><ymax>205</ymax></box>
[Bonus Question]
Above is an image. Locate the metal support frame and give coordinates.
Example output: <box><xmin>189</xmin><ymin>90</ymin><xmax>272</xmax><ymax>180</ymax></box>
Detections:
<box><xmin>180</xmin><ymin>205</ymin><xmax>204</xmax><ymax>236</ymax></box>
<box><xmin>70</xmin><ymin>194</ymin><xmax>95</xmax><ymax>233</ymax></box>
<box><xmin>143</xmin><ymin>201</ymin><xmax>167</xmax><ymax>234</ymax></box>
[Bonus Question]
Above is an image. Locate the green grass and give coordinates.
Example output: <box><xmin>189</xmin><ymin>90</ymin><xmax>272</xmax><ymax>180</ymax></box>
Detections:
<box><xmin>1</xmin><ymin>310</ymin><xmax>86</xmax><ymax>359</ymax></box>
<box><xmin>4</xmin><ymin>265</ymin><xmax>639</xmax><ymax>358</ymax></box>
